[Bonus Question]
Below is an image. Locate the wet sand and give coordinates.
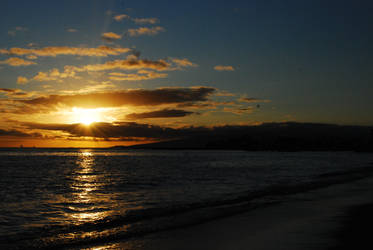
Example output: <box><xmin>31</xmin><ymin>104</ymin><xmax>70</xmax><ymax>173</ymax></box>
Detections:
<box><xmin>86</xmin><ymin>175</ymin><xmax>373</xmax><ymax>250</ymax></box>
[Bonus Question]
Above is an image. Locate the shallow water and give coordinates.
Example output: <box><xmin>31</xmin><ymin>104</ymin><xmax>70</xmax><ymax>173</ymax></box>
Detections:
<box><xmin>0</xmin><ymin>149</ymin><xmax>372</xmax><ymax>248</ymax></box>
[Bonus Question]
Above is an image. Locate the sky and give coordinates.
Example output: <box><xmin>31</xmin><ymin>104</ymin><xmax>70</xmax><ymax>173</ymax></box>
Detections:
<box><xmin>0</xmin><ymin>0</ymin><xmax>372</xmax><ymax>147</ymax></box>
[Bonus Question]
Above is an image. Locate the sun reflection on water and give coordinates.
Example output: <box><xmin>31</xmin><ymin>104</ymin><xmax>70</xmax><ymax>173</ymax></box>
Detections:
<box><xmin>67</xmin><ymin>149</ymin><xmax>109</xmax><ymax>223</ymax></box>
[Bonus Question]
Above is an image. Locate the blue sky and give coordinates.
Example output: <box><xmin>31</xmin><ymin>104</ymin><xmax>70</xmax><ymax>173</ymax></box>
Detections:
<box><xmin>0</xmin><ymin>0</ymin><xmax>372</xmax><ymax>146</ymax></box>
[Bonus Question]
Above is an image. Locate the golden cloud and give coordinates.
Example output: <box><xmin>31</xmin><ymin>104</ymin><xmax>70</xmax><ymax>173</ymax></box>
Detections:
<box><xmin>17</xmin><ymin>76</ymin><xmax>29</xmax><ymax>85</ymax></box>
<box><xmin>0</xmin><ymin>57</ymin><xmax>36</xmax><ymax>66</ymax></box>
<box><xmin>128</xmin><ymin>26</ymin><xmax>165</xmax><ymax>37</ymax></box>
<box><xmin>15</xmin><ymin>87</ymin><xmax>215</xmax><ymax>111</ymax></box>
<box><xmin>0</xmin><ymin>45</ymin><xmax>130</xmax><ymax>57</ymax></box>
<box><xmin>113</xmin><ymin>14</ymin><xmax>130</xmax><ymax>21</ymax></box>
<box><xmin>171</xmin><ymin>58</ymin><xmax>198</xmax><ymax>67</ymax></box>
<box><xmin>108</xmin><ymin>70</ymin><xmax>167</xmax><ymax>81</ymax></box>
<box><xmin>214</xmin><ymin>65</ymin><xmax>235</xmax><ymax>71</ymax></box>
<box><xmin>132</xmin><ymin>17</ymin><xmax>159</xmax><ymax>24</ymax></box>
<box><xmin>101</xmin><ymin>32</ymin><xmax>122</xmax><ymax>42</ymax></box>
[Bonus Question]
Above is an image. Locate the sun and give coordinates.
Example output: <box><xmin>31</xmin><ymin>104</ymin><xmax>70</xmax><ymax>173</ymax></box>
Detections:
<box><xmin>72</xmin><ymin>108</ymin><xmax>102</xmax><ymax>125</ymax></box>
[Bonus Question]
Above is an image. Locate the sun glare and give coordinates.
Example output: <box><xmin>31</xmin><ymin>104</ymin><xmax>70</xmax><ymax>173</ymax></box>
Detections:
<box><xmin>73</xmin><ymin>108</ymin><xmax>102</xmax><ymax>125</ymax></box>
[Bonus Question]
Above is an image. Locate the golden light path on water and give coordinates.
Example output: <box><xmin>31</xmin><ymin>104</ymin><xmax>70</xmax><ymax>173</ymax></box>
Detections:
<box><xmin>68</xmin><ymin>150</ymin><xmax>108</xmax><ymax>223</ymax></box>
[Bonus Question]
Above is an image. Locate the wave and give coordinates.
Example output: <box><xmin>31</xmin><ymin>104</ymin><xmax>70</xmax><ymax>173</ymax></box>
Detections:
<box><xmin>1</xmin><ymin>164</ymin><xmax>373</xmax><ymax>249</ymax></box>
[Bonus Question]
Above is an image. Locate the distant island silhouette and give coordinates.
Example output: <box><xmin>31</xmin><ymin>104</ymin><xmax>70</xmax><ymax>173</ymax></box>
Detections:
<box><xmin>111</xmin><ymin>122</ymin><xmax>373</xmax><ymax>152</ymax></box>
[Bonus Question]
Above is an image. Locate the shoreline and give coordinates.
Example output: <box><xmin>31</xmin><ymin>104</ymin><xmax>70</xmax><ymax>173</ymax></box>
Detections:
<box><xmin>85</xmin><ymin>175</ymin><xmax>373</xmax><ymax>250</ymax></box>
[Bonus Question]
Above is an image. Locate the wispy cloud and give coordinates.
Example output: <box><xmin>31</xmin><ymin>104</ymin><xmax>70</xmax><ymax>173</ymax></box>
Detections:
<box><xmin>171</xmin><ymin>58</ymin><xmax>198</xmax><ymax>68</ymax></box>
<box><xmin>239</xmin><ymin>97</ymin><xmax>271</xmax><ymax>103</ymax></box>
<box><xmin>113</xmin><ymin>14</ymin><xmax>130</xmax><ymax>21</ymax></box>
<box><xmin>0</xmin><ymin>88</ymin><xmax>33</xmax><ymax>98</ymax></box>
<box><xmin>0</xmin><ymin>57</ymin><xmax>36</xmax><ymax>66</ymax></box>
<box><xmin>132</xmin><ymin>17</ymin><xmax>159</xmax><ymax>24</ymax></box>
<box><xmin>128</xmin><ymin>26</ymin><xmax>165</xmax><ymax>37</ymax></box>
<box><xmin>126</xmin><ymin>109</ymin><xmax>194</xmax><ymax>119</ymax></box>
<box><xmin>0</xmin><ymin>45</ymin><xmax>130</xmax><ymax>57</ymax></box>
<box><xmin>214</xmin><ymin>65</ymin><xmax>235</xmax><ymax>71</ymax></box>
<box><xmin>108</xmin><ymin>70</ymin><xmax>167</xmax><ymax>81</ymax></box>
<box><xmin>28</xmin><ymin>57</ymin><xmax>196</xmax><ymax>82</ymax></box>
<box><xmin>101</xmin><ymin>32</ymin><xmax>122</xmax><ymax>42</ymax></box>
<box><xmin>13</xmin><ymin>87</ymin><xmax>215</xmax><ymax>112</ymax></box>
<box><xmin>67</xmin><ymin>28</ymin><xmax>78</xmax><ymax>33</ymax></box>
<box><xmin>8</xmin><ymin>26</ymin><xmax>28</xmax><ymax>36</ymax></box>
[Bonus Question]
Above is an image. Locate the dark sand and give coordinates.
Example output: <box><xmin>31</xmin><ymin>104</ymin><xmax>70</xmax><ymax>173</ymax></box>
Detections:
<box><xmin>85</xmin><ymin>176</ymin><xmax>373</xmax><ymax>250</ymax></box>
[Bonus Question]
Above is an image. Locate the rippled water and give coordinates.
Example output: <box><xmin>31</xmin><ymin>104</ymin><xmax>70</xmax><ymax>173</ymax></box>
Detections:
<box><xmin>0</xmin><ymin>149</ymin><xmax>372</xmax><ymax>248</ymax></box>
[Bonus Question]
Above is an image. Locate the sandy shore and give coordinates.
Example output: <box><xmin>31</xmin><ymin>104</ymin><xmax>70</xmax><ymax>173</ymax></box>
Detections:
<box><xmin>86</xmin><ymin>175</ymin><xmax>373</xmax><ymax>250</ymax></box>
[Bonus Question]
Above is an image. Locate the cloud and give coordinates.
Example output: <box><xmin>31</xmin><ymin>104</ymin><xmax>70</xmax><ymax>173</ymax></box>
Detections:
<box><xmin>69</xmin><ymin>58</ymin><xmax>171</xmax><ymax>72</ymax></box>
<box><xmin>17</xmin><ymin>76</ymin><xmax>29</xmax><ymax>85</ymax></box>
<box><xmin>26</xmin><ymin>55</ymin><xmax>38</xmax><ymax>60</ymax></box>
<box><xmin>214</xmin><ymin>65</ymin><xmax>235</xmax><ymax>71</ymax></box>
<box><xmin>215</xmin><ymin>90</ymin><xmax>235</xmax><ymax>96</ymax></box>
<box><xmin>8</xmin><ymin>26</ymin><xmax>28</xmax><ymax>36</ymax></box>
<box><xmin>101</xmin><ymin>32</ymin><xmax>122</xmax><ymax>42</ymax></box>
<box><xmin>239</xmin><ymin>97</ymin><xmax>271</xmax><ymax>103</ymax></box>
<box><xmin>132</xmin><ymin>17</ymin><xmax>159</xmax><ymax>24</ymax></box>
<box><xmin>0</xmin><ymin>128</ymin><xmax>40</xmax><ymax>138</ymax></box>
<box><xmin>0</xmin><ymin>88</ymin><xmax>32</xmax><ymax>98</ymax></box>
<box><xmin>67</xmin><ymin>28</ymin><xmax>78</xmax><ymax>32</ymax></box>
<box><xmin>126</xmin><ymin>109</ymin><xmax>195</xmax><ymax>119</ymax></box>
<box><xmin>32</xmin><ymin>68</ymin><xmax>76</xmax><ymax>82</ymax></box>
<box><xmin>223</xmin><ymin>107</ymin><xmax>254</xmax><ymax>115</ymax></box>
<box><xmin>108</xmin><ymin>70</ymin><xmax>167</xmax><ymax>81</ymax></box>
<box><xmin>14</xmin><ymin>122</ymin><xmax>372</xmax><ymax>149</ymax></box>
<box><xmin>0</xmin><ymin>57</ymin><xmax>36</xmax><ymax>66</ymax></box>
<box><xmin>113</xmin><ymin>14</ymin><xmax>130</xmax><ymax>21</ymax></box>
<box><xmin>16</xmin><ymin>87</ymin><xmax>216</xmax><ymax>111</ymax></box>
<box><xmin>171</xmin><ymin>58</ymin><xmax>198</xmax><ymax>68</ymax></box>
<box><xmin>28</xmin><ymin>57</ymin><xmax>193</xmax><ymax>82</ymax></box>
<box><xmin>128</xmin><ymin>26</ymin><xmax>165</xmax><ymax>37</ymax></box>
<box><xmin>0</xmin><ymin>45</ymin><xmax>130</xmax><ymax>57</ymax></box>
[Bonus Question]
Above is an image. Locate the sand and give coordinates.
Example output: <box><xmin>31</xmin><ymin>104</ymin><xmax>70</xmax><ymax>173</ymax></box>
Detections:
<box><xmin>85</xmin><ymin>175</ymin><xmax>373</xmax><ymax>250</ymax></box>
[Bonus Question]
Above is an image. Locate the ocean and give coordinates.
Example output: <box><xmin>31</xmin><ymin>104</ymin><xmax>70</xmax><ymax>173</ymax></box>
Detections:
<box><xmin>0</xmin><ymin>149</ymin><xmax>372</xmax><ymax>249</ymax></box>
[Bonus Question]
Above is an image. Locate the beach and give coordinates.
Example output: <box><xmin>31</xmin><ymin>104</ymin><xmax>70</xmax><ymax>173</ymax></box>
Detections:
<box><xmin>89</xmin><ymin>174</ymin><xmax>373</xmax><ymax>250</ymax></box>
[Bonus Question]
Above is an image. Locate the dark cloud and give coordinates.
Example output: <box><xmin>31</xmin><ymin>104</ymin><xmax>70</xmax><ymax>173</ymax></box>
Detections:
<box><xmin>20</xmin><ymin>121</ymin><xmax>372</xmax><ymax>148</ymax></box>
<box><xmin>0</xmin><ymin>88</ymin><xmax>31</xmax><ymax>98</ymax></box>
<box><xmin>18</xmin><ymin>87</ymin><xmax>215</xmax><ymax>111</ymax></box>
<box><xmin>0</xmin><ymin>128</ymin><xmax>41</xmax><ymax>137</ymax></box>
<box><xmin>239</xmin><ymin>97</ymin><xmax>271</xmax><ymax>103</ymax></box>
<box><xmin>126</xmin><ymin>109</ymin><xmax>195</xmax><ymax>119</ymax></box>
<box><xmin>22</xmin><ymin>122</ymin><xmax>185</xmax><ymax>139</ymax></box>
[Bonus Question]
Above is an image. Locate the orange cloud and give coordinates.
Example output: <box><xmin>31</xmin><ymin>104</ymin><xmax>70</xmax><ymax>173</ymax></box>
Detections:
<box><xmin>214</xmin><ymin>65</ymin><xmax>235</xmax><ymax>71</ymax></box>
<box><xmin>0</xmin><ymin>57</ymin><xmax>36</xmax><ymax>66</ymax></box>
<box><xmin>17</xmin><ymin>76</ymin><xmax>29</xmax><ymax>85</ymax></box>
<box><xmin>72</xmin><ymin>58</ymin><xmax>171</xmax><ymax>72</ymax></box>
<box><xmin>239</xmin><ymin>97</ymin><xmax>271</xmax><ymax>103</ymax></box>
<box><xmin>101</xmin><ymin>32</ymin><xmax>122</xmax><ymax>42</ymax></box>
<box><xmin>0</xmin><ymin>45</ymin><xmax>130</xmax><ymax>57</ymax></box>
<box><xmin>32</xmin><ymin>68</ymin><xmax>77</xmax><ymax>82</ymax></box>
<box><xmin>171</xmin><ymin>58</ymin><xmax>198</xmax><ymax>68</ymax></box>
<box><xmin>0</xmin><ymin>88</ymin><xmax>33</xmax><ymax>98</ymax></box>
<box><xmin>29</xmin><ymin>57</ymin><xmax>196</xmax><ymax>82</ymax></box>
<box><xmin>108</xmin><ymin>70</ymin><xmax>167</xmax><ymax>81</ymax></box>
<box><xmin>16</xmin><ymin>87</ymin><xmax>216</xmax><ymax>111</ymax></box>
<box><xmin>113</xmin><ymin>14</ymin><xmax>130</xmax><ymax>21</ymax></box>
<box><xmin>128</xmin><ymin>26</ymin><xmax>165</xmax><ymax>37</ymax></box>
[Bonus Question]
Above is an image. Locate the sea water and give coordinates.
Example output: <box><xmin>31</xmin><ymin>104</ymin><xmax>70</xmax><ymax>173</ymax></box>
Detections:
<box><xmin>0</xmin><ymin>149</ymin><xmax>372</xmax><ymax>249</ymax></box>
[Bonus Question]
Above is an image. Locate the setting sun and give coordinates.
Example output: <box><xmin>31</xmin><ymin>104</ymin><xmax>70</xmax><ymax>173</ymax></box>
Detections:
<box><xmin>73</xmin><ymin>108</ymin><xmax>101</xmax><ymax>125</ymax></box>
